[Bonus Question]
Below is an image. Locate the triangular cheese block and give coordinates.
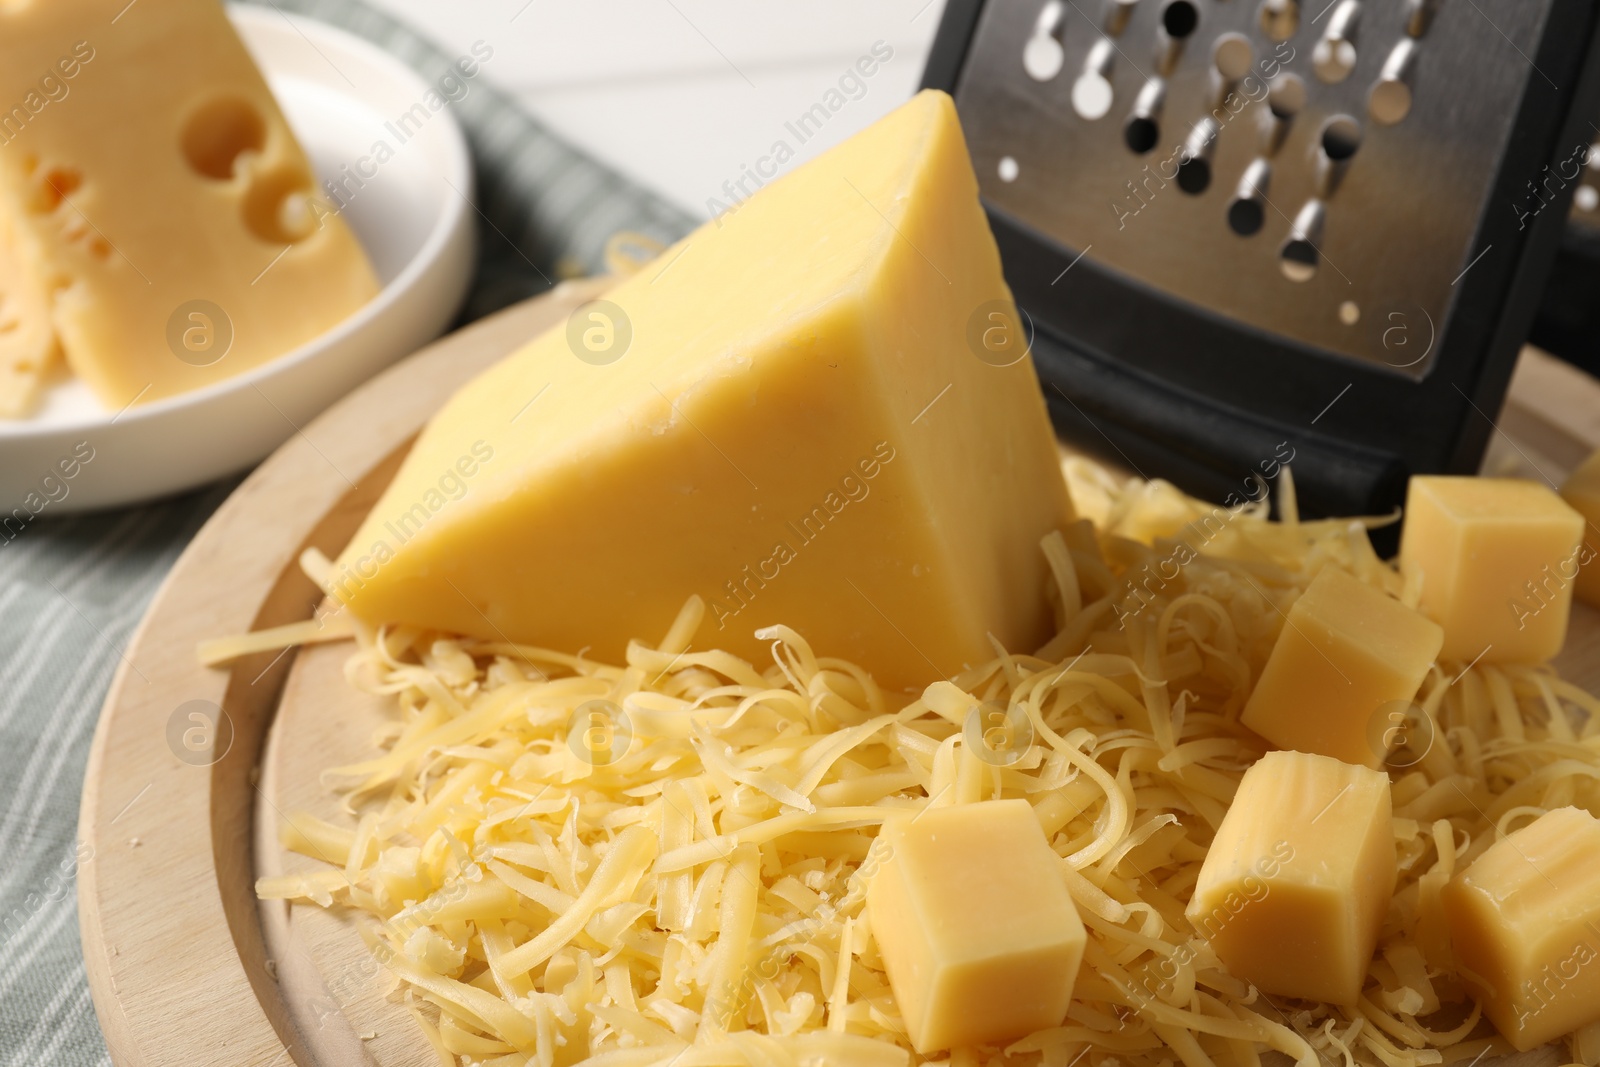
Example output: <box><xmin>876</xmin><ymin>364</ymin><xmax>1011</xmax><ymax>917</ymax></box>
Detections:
<box><xmin>333</xmin><ymin>90</ymin><xmax>1071</xmax><ymax>690</ymax></box>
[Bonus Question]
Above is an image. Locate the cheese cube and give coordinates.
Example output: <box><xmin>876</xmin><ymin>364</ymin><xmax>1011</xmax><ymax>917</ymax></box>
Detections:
<box><xmin>1442</xmin><ymin>807</ymin><xmax>1600</xmax><ymax>1051</ymax></box>
<box><xmin>1187</xmin><ymin>751</ymin><xmax>1395</xmax><ymax>1005</ymax></box>
<box><xmin>866</xmin><ymin>800</ymin><xmax>1084</xmax><ymax>1053</ymax></box>
<box><xmin>1559</xmin><ymin>451</ymin><xmax>1600</xmax><ymax>609</ymax></box>
<box><xmin>1241</xmin><ymin>566</ymin><xmax>1442</xmax><ymax>768</ymax></box>
<box><xmin>1399</xmin><ymin>476</ymin><xmax>1585</xmax><ymax>663</ymax></box>
<box><xmin>331</xmin><ymin>91</ymin><xmax>1072</xmax><ymax>691</ymax></box>
<box><xmin>0</xmin><ymin>0</ymin><xmax>378</xmax><ymax>410</ymax></box>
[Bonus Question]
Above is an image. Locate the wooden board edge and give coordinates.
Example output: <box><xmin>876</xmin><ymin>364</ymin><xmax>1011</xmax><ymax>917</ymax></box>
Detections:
<box><xmin>71</xmin><ymin>298</ymin><xmax>1600</xmax><ymax>1067</ymax></box>
<box><xmin>76</xmin><ymin>279</ymin><xmax>607</xmax><ymax>1067</ymax></box>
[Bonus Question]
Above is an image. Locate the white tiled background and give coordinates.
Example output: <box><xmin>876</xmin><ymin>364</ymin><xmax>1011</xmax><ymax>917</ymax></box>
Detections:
<box><xmin>365</xmin><ymin>1</ymin><xmax>948</xmax><ymax>221</ymax></box>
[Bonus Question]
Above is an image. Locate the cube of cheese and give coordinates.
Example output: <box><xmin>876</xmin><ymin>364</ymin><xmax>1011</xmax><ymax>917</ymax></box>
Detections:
<box><xmin>1399</xmin><ymin>476</ymin><xmax>1585</xmax><ymax>663</ymax></box>
<box><xmin>0</xmin><ymin>0</ymin><xmax>378</xmax><ymax>410</ymax></box>
<box><xmin>1559</xmin><ymin>451</ymin><xmax>1600</xmax><ymax>609</ymax></box>
<box><xmin>867</xmin><ymin>800</ymin><xmax>1084</xmax><ymax>1053</ymax></box>
<box><xmin>331</xmin><ymin>91</ymin><xmax>1072</xmax><ymax>691</ymax></box>
<box><xmin>1241</xmin><ymin>566</ymin><xmax>1442</xmax><ymax>768</ymax></box>
<box><xmin>1442</xmin><ymin>806</ymin><xmax>1600</xmax><ymax>1051</ymax></box>
<box><xmin>1187</xmin><ymin>751</ymin><xmax>1395</xmax><ymax>1005</ymax></box>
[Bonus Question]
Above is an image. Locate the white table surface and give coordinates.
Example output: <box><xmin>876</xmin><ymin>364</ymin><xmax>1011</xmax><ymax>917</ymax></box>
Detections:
<box><xmin>361</xmin><ymin>0</ymin><xmax>947</xmax><ymax>220</ymax></box>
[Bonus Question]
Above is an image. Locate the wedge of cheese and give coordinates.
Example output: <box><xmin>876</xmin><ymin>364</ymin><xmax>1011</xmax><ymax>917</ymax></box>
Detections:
<box><xmin>332</xmin><ymin>90</ymin><xmax>1072</xmax><ymax>691</ymax></box>
<box><xmin>0</xmin><ymin>0</ymin><xmax>378</xmax><ymax>411</ymax></box>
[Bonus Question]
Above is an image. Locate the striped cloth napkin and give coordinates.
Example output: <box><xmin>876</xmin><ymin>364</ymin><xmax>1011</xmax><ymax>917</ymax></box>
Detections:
<box><xmin>0</xmin><ymin>3</ymin><xmax>693</xmax><ymax>1063</ymax></box>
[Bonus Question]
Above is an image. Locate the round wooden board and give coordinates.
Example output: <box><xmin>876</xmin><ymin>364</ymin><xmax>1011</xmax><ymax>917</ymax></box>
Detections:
<box><xmin>79</xmin><ymin>286</ymin><xmax>1600</xmax><ymax>1067</ymax></box>
<box><xmin>77</xmin><ymin>277</ymin><xmax>608</xmax><ymax>1067</ymax></box>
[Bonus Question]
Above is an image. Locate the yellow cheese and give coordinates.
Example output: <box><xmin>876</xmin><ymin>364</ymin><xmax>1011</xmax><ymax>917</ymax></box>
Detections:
<box><xmin>0</xmin><ymin>0</ymin><xmax>378</xmax><ymax>409</ymax></box>
<box><xmin>331</xmin><ymin>90</ymin><xmax>1071</xmax><ymax>691</ymax></box>
<box><xmin>0</xmin><ymin>207</ymin><xmax>58</xmax><ymax>417</ymax></box>
<box><xmin>260</xmin><ymin>458</ymin><xmax>1600</xmax><ymax>1064</ymax></box>
<box><xmin>1240</xmin><ymin>565</ymin><xmax>1442</xmax><ymax>767</ymax></box>
<box><xmin>1187</xmin><ymin>750</ymin><xmax>1395</xmax><ymax>1005</ymax></box>
<box><xmin>1442</xmin><ymin>806</ymin><xmax>1600</xmax><ymax>1051</ymax></box>
<box><xmin>866</xmin><ymin>799</ymin><xmax>1085</xmax><ymax>1053</ymax></box>
<box><xmin>1559</xmin><ymin>450</ymin><xmax>1600</xmax><ymax>608</ymax></box>
<box><xmin>1399</xmin><ymin>476</ymin><xmax>1584</xmax><ymax>663</ymax></box>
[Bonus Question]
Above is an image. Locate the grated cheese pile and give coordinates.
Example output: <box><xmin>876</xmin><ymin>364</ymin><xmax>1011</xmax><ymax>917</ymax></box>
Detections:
<box><xmin>256</xmin><ymin>460</ymin><xmax>1600</xmax><ymax>1067</ymax></box>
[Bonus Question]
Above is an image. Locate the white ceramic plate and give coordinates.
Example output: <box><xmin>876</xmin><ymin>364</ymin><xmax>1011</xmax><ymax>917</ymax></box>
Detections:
<box><xmin>0</xmin><ymin>4</ymin><xmax>475</xmax><ymax>513</ymax></box>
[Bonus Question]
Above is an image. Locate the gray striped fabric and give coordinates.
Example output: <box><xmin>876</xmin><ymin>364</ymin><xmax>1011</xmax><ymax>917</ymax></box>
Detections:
<box><xmin>0</xmin><ymin>3</ymin><xmax>693</xmax><ymax>1063</ymax></box>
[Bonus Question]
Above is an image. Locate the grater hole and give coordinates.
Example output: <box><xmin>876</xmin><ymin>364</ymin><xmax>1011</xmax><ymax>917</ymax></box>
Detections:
<box><xmin>1125</xmin><ymin>116</ymin><xmax>1160</xmax><ymax>154</ymax></box>
<box><xmin>1321</xmin><ymin>116</ymin><xmax>1362</xmax><ymax>161</ymax></box>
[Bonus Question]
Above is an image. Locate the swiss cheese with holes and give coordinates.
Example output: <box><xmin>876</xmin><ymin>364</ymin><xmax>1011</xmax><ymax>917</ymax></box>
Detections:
<box><xmin>0</xmin><ymin>0</ymin><xmax>378</xmax><ymax>412</ymax></box>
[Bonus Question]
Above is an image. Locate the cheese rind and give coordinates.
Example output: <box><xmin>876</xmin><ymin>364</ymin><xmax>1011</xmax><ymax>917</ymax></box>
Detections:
<box><xmin>1559</xmin><ymin>451</ymin><xmax>1600</xmax><ymax>608</ymax></box>
<box><xmin>866</xmin><ymin>799</ymin><xmax>1084</xmax><ymax>1053</ymax></box>
<box><xmin>1187</xmin><ymin>750</ymin><xmax>1395</xmax><ymax>1004</ymax></box>
<box><xmin>1240</xmin><ymin>566</ymin><xmax>1442</xmax><ymax>768</ymax></box>
<box><xmin>0</xmin><ymin>0</ymin><xmax>379</xmax><ymax>409</ymax></box>
<box><xmin>1399</xmin><ymin>476</ymin><xmax>1585</xmax><ymax>663</ymax></box>
<box><xmin>331</xmin><ymin>90</ymin><xmax>1072</xmax><ymax>691</ymax></box>
<box><xmin>1442</xmin><ymin>806</ymin><xmax>1600</xmax><ymax>1051</ymax></box>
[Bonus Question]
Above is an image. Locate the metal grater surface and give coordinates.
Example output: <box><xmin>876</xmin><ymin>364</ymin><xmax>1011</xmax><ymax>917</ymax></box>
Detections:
<box><xmin>954</xmin><ymin>0</ymin><xmax>1558</xmax><ymax>377</ymax></box>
